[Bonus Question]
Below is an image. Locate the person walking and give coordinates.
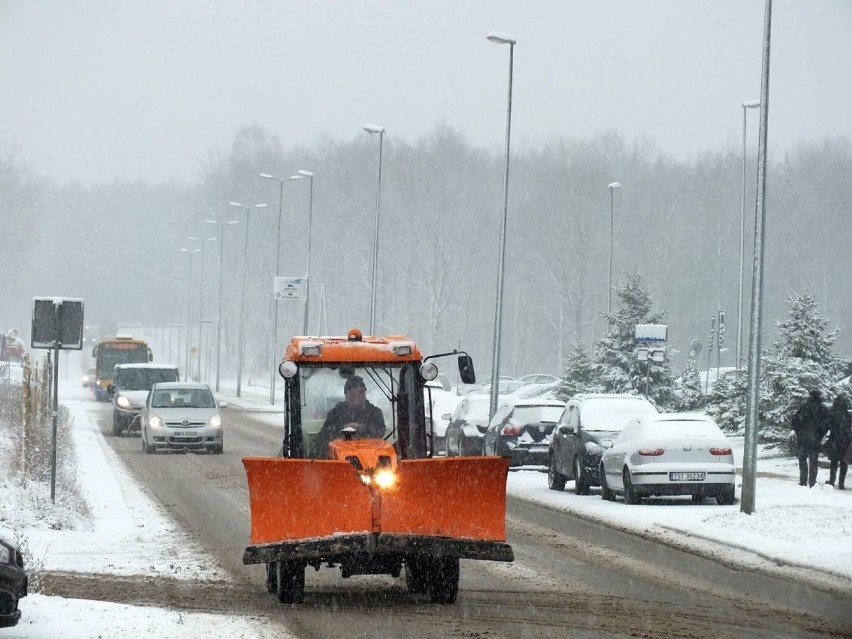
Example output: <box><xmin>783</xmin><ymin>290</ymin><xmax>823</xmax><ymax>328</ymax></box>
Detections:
<box><xmin>825</xmin><ymin>394</ymin><xmax>851</xmax><ymax>490</ymax></box>
<box><xmin>791</xmin><ymin>389</ymin><xmax>829</xmax><ymax>487</ymax></box>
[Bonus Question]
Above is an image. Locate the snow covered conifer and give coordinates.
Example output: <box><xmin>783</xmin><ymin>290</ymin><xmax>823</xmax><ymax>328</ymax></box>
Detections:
<box><xmin>555</xmin><ymin>340</ymin><xmax>598</xmax><ymax>401</ymax></box>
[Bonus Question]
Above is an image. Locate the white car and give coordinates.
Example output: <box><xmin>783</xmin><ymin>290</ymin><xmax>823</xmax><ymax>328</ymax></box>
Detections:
<box><xmin>600</xmin><ymin>414</ymin><xmax>736</xmax><ymax>505</ymax></box>
<box><xmin>139</xmin><ymin>382</ymin><xmax>226</xmax><ymax>454</ymax></box>
<box><xmin>425</xmin><ymin>380</ymin><xmax>462</xmax><ymax>455</ymax></box>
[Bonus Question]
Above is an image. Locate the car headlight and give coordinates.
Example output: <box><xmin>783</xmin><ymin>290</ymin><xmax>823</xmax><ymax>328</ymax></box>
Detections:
<box><xmin>585</xmin><ymin>441</ymin><xmax>605</xmax><ymax>456</ymax></box>
<box><xmin>0</xmin><ymin>544</ymin><xmax>9</xmax><ymax>565</ymax></box>
<box><xmin>149</xmin><ymin>414</ymin><xmax>162</xmax><ymax>428</ymax></box>
<box><xmin>208</xmin><ymin>414</ymin><xmax>221</xmax><ymax>428</ymax></box>
<box><xmin>116</xmin><ymin>396</ymin><xmax>131</xmax><ymax>409</ymax></box>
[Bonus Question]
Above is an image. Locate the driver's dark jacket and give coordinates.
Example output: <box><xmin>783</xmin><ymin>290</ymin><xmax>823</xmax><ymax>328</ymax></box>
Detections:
<box><xmin>312</xmin><ymin>401</ymin><xmax>386</xmax><ymax>458</ymax></box>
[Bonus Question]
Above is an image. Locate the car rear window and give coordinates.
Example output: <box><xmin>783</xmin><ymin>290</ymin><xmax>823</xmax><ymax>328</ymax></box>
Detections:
<box><xmin>512</xmin><ymin>405</ymin><xmax>563</xmax><ymax>424</ymax></box>
<box><xmin>582</xmin><ymin>398</ymin><xmax>657</xmax><ymax>431</ymax></box>
<box><xmin>640</xmin><ymin>419</ymin><xmax>722</xmax><ymax>438</ymax></box>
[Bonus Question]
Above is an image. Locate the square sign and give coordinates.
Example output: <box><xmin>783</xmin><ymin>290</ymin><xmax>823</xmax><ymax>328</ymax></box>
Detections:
<box><xmin>634</xmin><ymin>324</ymin><xmax>667</xmax><ymax>343</ymax></box>
<box><xmin>31</xmin><ymin>297</ymin><xmax>85</xmax><ymax>350</ymax></box>
<box><xmin>274</xmin><ymin>276</ymin><xmax>305</xmax><ymax>300</ymax></box>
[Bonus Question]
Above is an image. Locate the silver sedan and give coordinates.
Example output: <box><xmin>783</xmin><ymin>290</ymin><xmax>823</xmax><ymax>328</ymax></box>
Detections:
<box><xmin>139</xmin><ymin>382</ymin><xmax>225</xmax><ymax>454</ymax></box>
<box><xmin>600</xmin><ymin>414</ymin><xmax>736</xmax><ymax>505</ymax></box>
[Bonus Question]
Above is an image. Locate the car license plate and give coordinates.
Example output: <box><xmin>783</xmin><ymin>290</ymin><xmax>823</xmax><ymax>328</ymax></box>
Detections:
<box><xmin>176</xmin><ymin>431</ymin><xmax>197</xmax><ymax>437</ymax></box>
<box><xmin>669</xmin><ymin>472</ymin><xmax>705</xmax><ymax>481</ymax></box>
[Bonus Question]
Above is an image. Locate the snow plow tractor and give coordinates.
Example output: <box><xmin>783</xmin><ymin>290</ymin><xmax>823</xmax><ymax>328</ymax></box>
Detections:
<box><xmin>242</xmin><ymin>328</ymin><xmax>514</xmax><ymax>604</ymax></box>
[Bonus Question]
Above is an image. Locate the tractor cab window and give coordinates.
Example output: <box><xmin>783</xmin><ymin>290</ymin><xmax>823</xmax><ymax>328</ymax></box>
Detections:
<box><xmin>300</xmin><ymin>365</ymin><xmax>401</xmax><ymax>459</ymax></box>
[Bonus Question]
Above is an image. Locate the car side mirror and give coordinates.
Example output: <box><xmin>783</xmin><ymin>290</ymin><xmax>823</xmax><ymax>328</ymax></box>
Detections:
<box><xmin>572</xmin><ymin>423</ymin><xmax>580</xmax><ymax>435</ymax></box>
<box><xmin>107</xmin><ymin>384</ymin><xmax>115</xmax><ymax>397</ymax></box>
<box><xmin>442</xmin><ymin>413</ymin><xmax>452</xmax><ymax>421</ymax></box>
<box><xmin>218</xmin><ymin>401</ymin><xmax>228</xmax><ymax>409</ymax></box>
<box><xmin>558</xmin><ymin>425</ymin><xmax>570</xmax><ymax>435</ymax></box>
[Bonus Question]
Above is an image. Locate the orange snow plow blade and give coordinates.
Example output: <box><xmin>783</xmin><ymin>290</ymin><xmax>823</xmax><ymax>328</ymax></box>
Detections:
<box><xmin>243</xmin><ymin>456</ymin><xmax>510</xmax><ymax>545</ymax></box>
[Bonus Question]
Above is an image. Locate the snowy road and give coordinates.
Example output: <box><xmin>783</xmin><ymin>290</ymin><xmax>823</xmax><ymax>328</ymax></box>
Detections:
<box><xmin>38</xmin><ymin>396</ymin><xmax>852</xmax><ymax>639</ymax></box>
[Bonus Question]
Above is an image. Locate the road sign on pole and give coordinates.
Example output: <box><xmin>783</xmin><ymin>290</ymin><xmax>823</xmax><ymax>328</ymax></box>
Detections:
<box><xmin>274</xmin><ymin>276</ymin><xmax>305</xmax><ymax>300</ymax></box>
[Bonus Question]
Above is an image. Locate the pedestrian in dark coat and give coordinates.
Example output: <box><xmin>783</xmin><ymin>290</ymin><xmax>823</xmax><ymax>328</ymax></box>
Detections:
<box><xmin>791</xmin><ymin>389</ymin><xmax>829</xmax><ymax>487</ymax></box>
<box><xmin>825</xmin><ymin>394</ymin><xmax>851</xmax><ymax>489</ymax></box>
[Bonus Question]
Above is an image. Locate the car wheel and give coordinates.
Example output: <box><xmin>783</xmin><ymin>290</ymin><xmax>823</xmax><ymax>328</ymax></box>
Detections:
<box><xmin>692</xmin><ymin>494</ymin><xmax>704</xmax><ymax>504</ymax></box>
<box><xmin>623</xmin><ymin>468</ymin><xmax>640</xmax><ymax>505</ymax></box>
<box><xmin>716</xmin><ymin>485</ymin><xmax>735</xmax><ymax>505</ymax></box>
<box><xmin>458</xmin><ymin>434</ymin><xmax>466</xmax><ymax>457</ymax></box>
<box><xmin>548</xmin><ymin>454</ymin><xmax>567</xmax><ymax>491</ymax></box>
<box><xmin>600</xmin><ymin>465</ymin><xmax>616</xmax><ymax>501</ymax></box>
<box><xmin>428</xmin><ymin>557</ymin><xmax>460</xmax><ymax>604</ymax></box>
<box><xmin>573</xmin><ymin>456</ymin><xmax>590</xmax><ymax>495</ymax></box>
<box><xmin>276</xmin><ymin>560</ymin><xmax>305</xmax><ymax>604</ymax></box>
<box><xmin>209</xmin><ymin>444</ymin><xmax>224</xmax><ymax>455</ymax></box>
<box><xmin>112</xmin><ymin>417</ymin><xmax>122</xmax><ymax>437</ymax></box>
<box><xmin>143</xmin><ymin>434</ymin><xmax>155</xmax><ymax>454</ymax></box>
<box><xmin>265</xmin><ymin>563</ymin><xmax>276</xmax><ymax>593</ymax></box>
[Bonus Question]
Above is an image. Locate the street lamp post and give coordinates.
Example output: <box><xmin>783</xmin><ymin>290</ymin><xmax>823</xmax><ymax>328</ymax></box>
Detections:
<box><xmin>259</xmin><ymin>173</ymin><xmax>304</xmax><ymax>404</ymax></box>
<box><xmin>179</xmin><ymin>247</ymin><xmax>201</xmax><ymax>378</ymax></box>
<box><xmin>206</xmin><ymin>219</ymin><xmax>239</xmax><ymax>392</ymax></box>
<box><xmin>297</xmin><ymin>169</ymin><xmax>316</xmax><ymax>336</ymax></box>
<box><xmin>188</xmin><ymin>236</ymin><xmax>217</xmax><ymax>382</ymax></box>
<box><xmin>363</xmin><ymin>124</ymin><xmax>385</xmax><ymax>335</ymax></box>
<box><xmin>486</xmin><ymin>31</ymin><xmax>516</xmax><ymax>423</ymax></box>
<box><xmin>607</xmin><ymin>182</ymin><xmax>622</xmax><ymax>328</ymax></box>
<box><xmin>736</xmin><ymin>99</ymin><xmax>761</xmax><ymax>379</ymax></box>
<box><xmin>170</xmin><ymin>323</ymin><xmax>184</xmax><ymax>365</ymax></box>
<box><xmin>229</xmin><ymin>201</ymin><xmax>268</xmax><ymax>398</ymax></box>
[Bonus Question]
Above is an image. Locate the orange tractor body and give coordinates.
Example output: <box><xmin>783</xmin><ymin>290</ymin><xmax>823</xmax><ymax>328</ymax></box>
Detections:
<box><xmin>242</xmin><ymin>329</ymin><xmax>513</xmax><ymax>604</ymax></box>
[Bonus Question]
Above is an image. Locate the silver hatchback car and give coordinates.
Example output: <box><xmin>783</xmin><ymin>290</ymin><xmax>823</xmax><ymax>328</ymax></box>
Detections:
<box><xmin>139</xmin><ymin>382</ymin><xmax>225</xmax><ymax>454</ymax></box>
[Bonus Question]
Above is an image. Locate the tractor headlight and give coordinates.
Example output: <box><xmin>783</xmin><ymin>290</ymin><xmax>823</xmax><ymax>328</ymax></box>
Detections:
<box><xmin>374</xmin><ymin>469</ymin><xmax>396</xmax><ymax>489</ymax></box>
<box><xmin>208</xmin><ymin>414</ymin><xmax>222</xmax><ymax>428</ymax></box>
<box><xmin>116</xmin><ymin>396</ymin><xmax>131</xmax><ymax>409</ymax></box>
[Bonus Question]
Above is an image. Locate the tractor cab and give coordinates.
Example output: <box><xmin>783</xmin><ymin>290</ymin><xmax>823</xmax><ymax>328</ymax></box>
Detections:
<box><xmin>277</xmin><ymin>328</ymin><xmax>475</xmax><ymax>461</ymax></box>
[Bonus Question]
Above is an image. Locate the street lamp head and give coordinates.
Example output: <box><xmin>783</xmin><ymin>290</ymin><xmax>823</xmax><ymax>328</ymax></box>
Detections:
<box><xmin>254</xmin><ymin>203</ymin><xmax>268</xmax><ymax>209</ymax></box>
<box><xmin>229</xmin><ymin>201</ymin><xmax>243</xmax><ymax>208</ymax></box>
<box><xmin>363</xmin><ymin>124</ymin><xmax>385</xmax><ymax>134</ymax></box>
<box><xmin>608</xmin><ymin>182</ymin><xmax>622</xmax><ymax>190</ymax></box>
<box><xmin>297</xmin><ymin>169</ymin><xmax>315</xmax><ymax>177</ymax></box>
<box><xmin>258</xmin><ymin>173</ymin><xmax>276</xmax><ymax>180</ymax></box>
<box><xmin>287</xmin><ymin>175</ymin><xmax>305</xmax><ymax>181</ymax></box>
<box><xmin>742</xmin><ymin>99</ymin><xmax>761</xmax><ymax>109</ymax></box>
<box><xmin>487</xmin><ymin>31</ymin><xmax>517</xmax><ymax>45</ymax></box>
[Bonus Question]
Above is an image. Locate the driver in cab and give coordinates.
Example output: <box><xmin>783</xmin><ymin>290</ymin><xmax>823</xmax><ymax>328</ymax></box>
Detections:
<box><xmin>312</xmin><ymin>375</ymin><xmax>386</xmax><ymax>458</ymax></box>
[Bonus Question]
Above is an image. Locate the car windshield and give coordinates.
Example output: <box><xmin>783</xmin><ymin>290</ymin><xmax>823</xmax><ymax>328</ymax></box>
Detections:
<box><xmin>639</xmin><ymin>419</ymin><xmax>722</xmax><ymax>438</ymax></box>
<box><xmin>119</xmin><ymin>368</ymin><xmax>178</xmax><ymax>391</ymax></box>
<box><xmin>583</xmin><ymin>398</ymin><xmax>657</xmax><ymax>431</ymax></box>
<box><xmin>153</xmin><ymin>388</ymin><xmax>214</xmax><ymax>408</ymax></box>
<box><xmin>512</xmin><ymin>405</ymin><xmax>563</xmax><ymax>424</ymax></box>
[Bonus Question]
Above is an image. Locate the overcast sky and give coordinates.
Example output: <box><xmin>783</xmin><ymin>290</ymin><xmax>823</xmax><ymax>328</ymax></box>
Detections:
<box><xmin>1</xmin><ymin>0</ymin><xmax>850</xmax><ymax>186</ymax></box>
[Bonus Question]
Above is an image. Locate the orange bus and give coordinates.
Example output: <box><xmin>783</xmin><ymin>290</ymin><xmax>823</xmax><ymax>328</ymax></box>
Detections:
<box><xmin>92</xmin><ymin>335</ymin><xmax>152</xmax><ymax>401</ymax></box>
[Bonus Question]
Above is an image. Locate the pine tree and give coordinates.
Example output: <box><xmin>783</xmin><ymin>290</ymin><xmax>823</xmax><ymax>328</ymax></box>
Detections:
<box><xmin>706</xmin><ymin>290</ymin><xmax>848</xmax><ymax>442</ymax></box>
<box><xmin>591</xmin><ymin>272</ymin><xmax>675</xmax><ymax>407</ymax></box>
<box><xmin>555</xmin><ymin>340</ymin><xmax>598</xmax><ymax>401</ymax></box>
<box><xmin>673</xmin><ymin>351</ymin><xmax>703</xmax><ymax>411</ymax></box>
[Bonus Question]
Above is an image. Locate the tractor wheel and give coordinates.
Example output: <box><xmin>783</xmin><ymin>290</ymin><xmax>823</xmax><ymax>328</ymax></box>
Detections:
<box><xmin>573</xmin><ymin>457</ymin><xmax>590</xmax><ymax>495</ymax></box>
<box><xmin>404</xmin><ymin>559</ymin><xmax>429</xmax><ymax>594</ymax></box>
<box><xmin>458</xmin><ymin>435</ymin><xmax>467</xmax><ymax>457</ymax></box>
<box><xmin>276</xmin><ymin>561</ymin><xmax>305</xmax><ymax>604</ymax></box>
<box><xmin>428</xmin><ymin>557</ymin><xmax>460</xmax><ymax>604</ymax></box>
<box><xmin>548</xmin><ymin>455</ymin><xmax>567</xmax><ymax>491</ymax></box>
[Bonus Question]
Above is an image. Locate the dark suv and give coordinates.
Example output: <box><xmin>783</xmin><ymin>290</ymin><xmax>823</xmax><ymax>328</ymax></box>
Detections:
<box><xmin>548</xmin><ymin>393</ymin><xmax>658</xmax><ymax>495</ymax></box>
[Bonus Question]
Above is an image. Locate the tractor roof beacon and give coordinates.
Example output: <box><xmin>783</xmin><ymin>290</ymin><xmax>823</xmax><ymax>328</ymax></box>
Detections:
<box><xmin>242</xmin><ymin>328</ymin><xmax>514</xmax><ymax>604</ymax></box>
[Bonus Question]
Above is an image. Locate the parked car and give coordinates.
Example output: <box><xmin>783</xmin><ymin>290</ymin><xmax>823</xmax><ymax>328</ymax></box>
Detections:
<box><xmin>0</xmin><ymin>533</ymin><xmax>27</xmax><ymax>628</ymax></box>
<box><xmin>139</xmin><ymin>382</ymin><xmax>225</xmax><ymax>454</ymax></box>
<box><xmin>425</xmin><ymin>380</ymin><xmax>463</xmax><ymax>455</ymax></box>
<box><xmin>443</xmin><ymin>393</ymin><xmax>491</xmax><ymax>456</ymax></box>
<box><xmin>518</xmin><ymin>373</ymin><xmax>560</xmax><ymax>386</ymax></box>
<box><xmin>600</xmin><ymin>414</ymin><xmax>736</xmax><ymax>505</ymax></box>
<box><xmin>509</xmin><ymin>380</ymin><xmax>561</xmax><ymax>401</ymax></box>
<box><xmin>81</xmin><ymin>367</ymin><xmax>97</xmax><ymax>388</ymax></box>
<box><xmin>482</xmin><ymin>398</ymin><xmax>565</xmax><ymax>467</ymax></box>
<box><xmin>457</xmin><ymin>375</ymin><xmax>520</xmax><ymax>396</ymax></box>
<box><xmin>548</xmin><ymin>393</ymin><xmax>659</xmax><ymax>495</ymax></box>
<box><xmin>109</xmin><ymin>363</ymin><xmax>180</xmax><ymax>436</ymax></box>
